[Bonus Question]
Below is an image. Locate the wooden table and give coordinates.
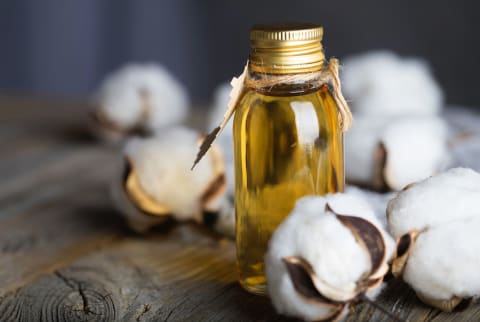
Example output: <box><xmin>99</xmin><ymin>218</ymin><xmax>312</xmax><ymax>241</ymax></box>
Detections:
<box><xmin>0</xmin><ymin>96</ymin><xmax>478</xmax><ymax>322</ymax></box>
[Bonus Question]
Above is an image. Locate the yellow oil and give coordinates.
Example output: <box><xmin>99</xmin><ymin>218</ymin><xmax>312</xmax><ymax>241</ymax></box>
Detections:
<box><xmin>233</xmin><ymin>83</ymin><xmax>344</xmax><ymax>294</ymax></box>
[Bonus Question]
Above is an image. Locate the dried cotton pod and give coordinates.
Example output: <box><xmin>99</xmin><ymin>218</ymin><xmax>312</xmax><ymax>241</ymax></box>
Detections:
<box><xmin>111</xmin><ymin>126</ymin><xmax>226</xmax><ymax>233</ymax></box>
<box><xmin>387</xmin><ymin>167</ymin><xmax>480</xmax><ymax>312</ymax></box>
<box><xmin>345</xmin><ymin>116</ymin><xmax>449</xmax><ymax>191</ymax></box>
<box><xmin>265</xmin><ymin>193</ymin><xmax>395</xmax><ymax>321</ymax></box>
<box><xmin>91</xmin><ymin>63</ymin><xmax>189</xmax><ymax>142</ymax></box>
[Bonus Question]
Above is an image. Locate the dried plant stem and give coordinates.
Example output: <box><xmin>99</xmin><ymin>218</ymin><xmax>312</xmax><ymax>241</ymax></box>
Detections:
<box><xmin>358</xmin><ymin>294</ymin><xmax>405</xmax><ymax>322</ymax></box>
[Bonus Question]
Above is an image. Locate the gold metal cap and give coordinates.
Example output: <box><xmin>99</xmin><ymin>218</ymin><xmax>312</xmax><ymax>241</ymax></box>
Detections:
<box><xmin>249</xmin><ymin>23</ymin><xmax>325</xmax><ymax>74</ymax></box>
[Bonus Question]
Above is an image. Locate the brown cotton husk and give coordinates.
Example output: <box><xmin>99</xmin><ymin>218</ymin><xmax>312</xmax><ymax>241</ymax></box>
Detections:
<box><xmin>401</xmin><ymin>181</ymin><xmax>416</xmax><ymax>192</ymax></box>
<box><xmin>89</xmin><ymin>109</ymin><xmax>148</xmax><ymax>143</ymax></box>
<box><xmin>283</xmin><ymin>257</ymin><xmax>346</xmax><ymax>321</ymax></box>
<box><xmin>335</xmin><ymin>214</ymin><xmax>387</xmax><ymax>280</ymax></box>
<box><xmin>391</xmin><ymin>230</ymin><xmax>419</xmax><ymax>278</ymax></box>
<box><xmin>326</xmin><ymin>203</ymin><xmax>389</xmax><ymax>282</ymax></box>
<box><xmin>416</xmin><ymin>292</ymin><xmax>472</xmax><ymax>313</ymax></box>
<box><xmin>111</xmin><ymin>160</ymin><xmax>169</xmax><ymax>233</ymax></box>
<box><xmin>284</xmin><ymin>256</ymin><xmax>358</xmax><ymax>303</ymax></box>
<box><xmin>372</xmin><ymin>143</ymin><xmax>389</xmax><ymax>191</ymax></box>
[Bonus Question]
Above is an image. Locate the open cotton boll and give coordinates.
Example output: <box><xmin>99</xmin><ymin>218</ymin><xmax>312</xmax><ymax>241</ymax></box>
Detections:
<box><xmin>387</xmin><ymin>167</ymin><xmax>480</xmax><ymax>311</ymax></box>
<box><xmin>93</xmin><ymin>63</ymin><xmax>189</xmax><ymax>140</ymax></box>
<box><xmin>402</xmin><ymin>218</ymin><xmax>480</xmax><ymax>302</ymax></box>
<box><xmin>345</xmin><ymin>115</ymin><xmax>449</xmax><ymax>191</ymax></box>
<box><xmin>265</xmin><ymin>193</ymin><xmax>394</xmax><ymax>321</ymax></box>
<box><xmin>112</xmin><ymin>126</ymin><xmax>227</xmax><ymax>232</ymax></box>
<box><xmin>125</xmin><ymin>127</ymin><xmax>224</xmax><ymax>220</ymax></box>
<box><xmin>342</xmin><ymin>51</ymin><xmax>443</xmax><ymax>117</ymax></box>
<box><xmin>208</xmin><ymin>82</ymin><xmax>234</xmax><ymax>196</ymax></box>
<box><xmin>381</xmin><ymin>116</ymin><xmax>449</xmax><ymax>191</ymax></box>
<box><xmin>387</xmin><ymin>167</ymin><xmax>480</xmax><ymax>238</ymax></box>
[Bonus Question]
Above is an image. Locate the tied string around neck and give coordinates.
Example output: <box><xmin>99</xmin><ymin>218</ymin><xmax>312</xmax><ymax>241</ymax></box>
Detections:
<box><xmin>191</xmin><ymin>58</ymin><xmax>353</xmax><ymax>170</ymax></box>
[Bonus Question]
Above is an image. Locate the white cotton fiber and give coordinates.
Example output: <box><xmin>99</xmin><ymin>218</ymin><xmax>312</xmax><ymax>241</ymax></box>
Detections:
<box><xmin>381</xmin><ymin>116</ymin><xmax>449</xmax><ymax>190</ymax></box>
<box><xmin>403</xmin><ymin>217</ymin><xmax>480</xmax><ymax>300</ymax></box>
<box><xmin>95</xmin><ymin>63</ymin><xmax>189</xmax><ymax>133</ymax></box>
<box><xmin>342</xmin><ymin>51</ymin><xmax>443</xmax><ymax>117</ymax></box>
<box><xmin>387</xmin><ymin>167</ymin><xmax>480</xmax><ymax>237</ymax></box>
<box><xmin>388</xmin><ymin>167</ymin><xmax>480</xmax><ymax>303</ymax></box>
<box><xmin>345</xmin><ymin>116</ymin><xmax>387</xmax><ymax>185</ymax></box>
<box><xmin>345</xmin><ymin>185</ymin><xmax>395</xmax><ymax>228</ymax></box>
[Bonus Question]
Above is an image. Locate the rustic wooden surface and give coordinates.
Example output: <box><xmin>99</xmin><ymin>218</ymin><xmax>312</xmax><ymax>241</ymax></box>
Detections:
<box><xmin>0</xmin><ymin>95</ymin><xmax>479</xmax><ymax>322</ymax></box>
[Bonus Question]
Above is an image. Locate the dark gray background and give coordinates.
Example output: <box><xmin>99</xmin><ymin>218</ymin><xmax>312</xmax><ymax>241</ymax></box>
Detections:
<box><xmin>1</xmin><ymin>0</ymin><xmax>478</xmax><ymax>106</ymax></box>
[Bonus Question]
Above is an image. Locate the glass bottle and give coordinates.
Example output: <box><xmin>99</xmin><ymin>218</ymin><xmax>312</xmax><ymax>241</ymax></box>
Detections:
<box><xmin>233</xmin><ymin>23</ymin><xmax>345</xmax><ymax>294</ymax></box>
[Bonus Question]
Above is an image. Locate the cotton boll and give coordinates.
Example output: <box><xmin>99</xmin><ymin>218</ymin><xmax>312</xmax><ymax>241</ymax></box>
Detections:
<box><xmin>345</xmin><ymin>115</ymin><xmax>449</xmax><ymax>191</ymax></box>
<box><xmin>111</xmin><ymin>126</ymin><xmax>227</xmax><ymax>232</ymax></box>
<box><xmin>402</xmin><ymin>218</ymin><xmax>480</xmax><ymax>301</ymax></box>
<box><xmin>387</xmin><ymin>167</ymin><xmax>480</xmax><ymax>237</ymax></box>
<box><xmin>92</xmin><ymin>63</ymin><xmax>189</xmax><ymax>141</ymax></box>
<box><xmin>387</xmin><ymin>168</ymin><xmax>480</xmax><ymax>311</ymax></box>
<box><xmin>125</xmin><ymin>127</ymin><xmax>224</xmax><ymax>220</ymax></box>
<box><xmin>208</xmin><ymin>83</ymin><xmax>234</xmax><ymax>196</ymax></box>
<box><xmin>381</xmin><ymin>116</ymin><xmax>449</xmax><ymax>191</ymax></box>
<box><xmin>265</xmin><ymin>193</ymin><xmax>394</xmax><ymax>321</ymax></box>
<box><xmin>266</xmin><ymin>198</ymin><xmax>368</xmax><ymax>321</ymax></box>
<box><xmin>342</xmin><ymin>51</ymin><xmax>443</xmax><ymax>117</ymax></box>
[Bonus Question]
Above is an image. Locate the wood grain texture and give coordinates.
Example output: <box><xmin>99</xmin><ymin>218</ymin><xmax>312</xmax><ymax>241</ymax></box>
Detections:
<box><xmin>0</xmin><ymin>97</ymin><xmax>479</xmax><ymax>322</ymax></box>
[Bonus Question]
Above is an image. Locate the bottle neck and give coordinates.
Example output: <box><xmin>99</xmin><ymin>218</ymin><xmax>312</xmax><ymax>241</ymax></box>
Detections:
<box><xmin>246</xmin><ymin>66</ymin><xmax>327</xmax><ymax>96</ymax></box>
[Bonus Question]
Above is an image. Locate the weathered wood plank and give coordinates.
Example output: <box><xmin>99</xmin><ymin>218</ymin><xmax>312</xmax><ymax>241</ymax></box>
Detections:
<box><xmin>0</xmin><ymin>225</ymin><xmax>292</xmax><ymax>322</ymax></box>
<box><xmin>0</xmin><ymin>146</ymin><xmax>115</xmax><ymax>209</ymax></box>
<box><xmin>0</xmin><ymin>95</ymin><xmax>89</xmax><ymax>122</ymax></box>
<box><xmin>0</xmin><ymin>161</ymin><xmax>127</xmax><ymax>296</ymax></box>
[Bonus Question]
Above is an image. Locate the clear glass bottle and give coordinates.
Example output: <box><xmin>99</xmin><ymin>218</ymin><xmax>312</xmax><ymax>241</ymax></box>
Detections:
<box><xmin>233</xmin><ymin>23</ymin><xmax>345</xmax><ymax>294</ymax></box>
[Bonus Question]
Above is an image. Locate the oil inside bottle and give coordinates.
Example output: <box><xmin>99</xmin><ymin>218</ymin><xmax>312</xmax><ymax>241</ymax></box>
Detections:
<box><xmin>233</xmin><ymin>84</ymin><xmax>344</xmax><ymax>294</ymax></box>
